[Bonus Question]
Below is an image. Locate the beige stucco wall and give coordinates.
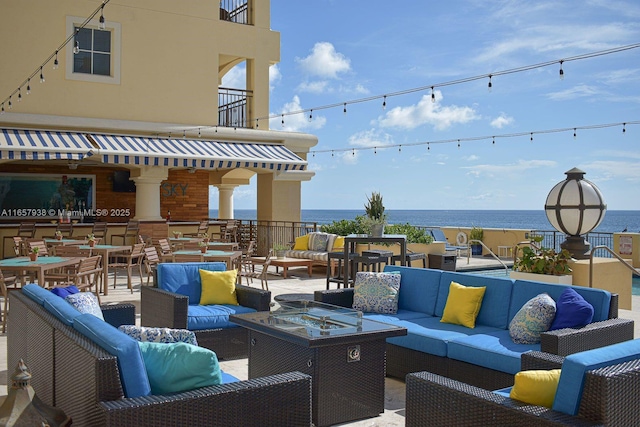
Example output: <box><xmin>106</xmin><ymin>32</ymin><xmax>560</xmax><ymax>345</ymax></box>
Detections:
<box><xmin>570</xmin><ymin>258</ymin><xmax>633</xmax><ymax>310</ymax></box>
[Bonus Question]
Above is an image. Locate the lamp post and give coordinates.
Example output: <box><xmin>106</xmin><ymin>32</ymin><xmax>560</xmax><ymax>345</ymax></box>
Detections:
<box><xmin>544</xmin><ymin>167</ymin><xmax>607</xmax><ymax>259</ymax></box>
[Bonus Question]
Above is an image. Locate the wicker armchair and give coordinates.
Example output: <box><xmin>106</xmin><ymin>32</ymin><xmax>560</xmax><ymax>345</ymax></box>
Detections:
<box><xmin>406</xmin><ymin>350</ymin><xmax>640</xmax><ymax>426</ymax></box>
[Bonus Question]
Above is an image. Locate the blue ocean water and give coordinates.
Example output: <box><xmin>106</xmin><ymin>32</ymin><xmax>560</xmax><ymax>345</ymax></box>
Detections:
<box><xmin>210</xmin><ymin>209</ymin><xmax>640</xmax><ymax>233</ymax></box>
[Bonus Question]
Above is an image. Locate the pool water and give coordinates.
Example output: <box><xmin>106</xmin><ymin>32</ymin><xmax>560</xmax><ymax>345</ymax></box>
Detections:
<box><xmin>465</xmin><ymin>268</ymin><xmax>640</xmax><ymax>296</ymax></box>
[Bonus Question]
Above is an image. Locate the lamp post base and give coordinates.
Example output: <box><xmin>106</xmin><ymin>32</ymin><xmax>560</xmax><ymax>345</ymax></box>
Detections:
<box><xmin>561</xmin><ymin>236</ymin><xmax>591</xmax><ymax>260</ymax></box>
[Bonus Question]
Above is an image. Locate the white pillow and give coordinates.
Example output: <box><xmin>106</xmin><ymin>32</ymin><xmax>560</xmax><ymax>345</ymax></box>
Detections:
<box><xmin>65</xmin><ymin>292</ymin><xmax>104</xmax><ymax>321</ymax></box>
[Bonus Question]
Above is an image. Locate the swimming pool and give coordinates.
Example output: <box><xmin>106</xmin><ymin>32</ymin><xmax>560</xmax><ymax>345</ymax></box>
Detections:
<box><xmin>464</xmin><ymin>268</ymin><xmax>640</xmax><ymax>296</ymax></box>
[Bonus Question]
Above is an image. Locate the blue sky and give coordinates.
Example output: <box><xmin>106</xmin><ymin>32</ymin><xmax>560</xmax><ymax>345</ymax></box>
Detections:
<box><xmin>214</xmin><ymin>0</ymin><xmax>640</xmax><ymax>211</ymax></box>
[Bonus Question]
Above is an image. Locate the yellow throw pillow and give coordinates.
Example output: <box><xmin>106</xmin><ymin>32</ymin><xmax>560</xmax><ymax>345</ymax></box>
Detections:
<box><xmin>199</xmin><ymin>269</ymin><xmax>238</xmax><ymax>305</ymax></box>
<box><xmin>293</xmin><ymin>234</ymin><xmax>310</xmax><ymax>250</ymax></box>
<box><xmin>440</xmin><ymin>281</ymin><xmax>486</xmax><ymax>328</ymax></box>
<box><xmin>332</xmin><ymin>236</ymin><xmax>345</xmax><ymax>252</ymax></box>
<box><xmin>510</xmin><ymin>369</ymin><xmax>561</xmax><ymax>408</ymax></box>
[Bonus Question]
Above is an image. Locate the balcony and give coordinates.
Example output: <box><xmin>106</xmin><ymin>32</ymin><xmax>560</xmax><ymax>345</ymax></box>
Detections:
<box><xmin>218</xmin><ymin>87</ymin><xmax>253</xmax><ymax>129</ymax></box>
<box><xmin>220</xmin><ymin>0</ymin><xmax>249</xmax><ymax>25</ymax></box>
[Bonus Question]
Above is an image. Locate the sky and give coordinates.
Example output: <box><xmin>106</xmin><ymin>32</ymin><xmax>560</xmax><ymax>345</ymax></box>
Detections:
<box><xmin>213</xmin><ymin>0</ymin><xmax>640</xmax><ymax>211</ymax></box>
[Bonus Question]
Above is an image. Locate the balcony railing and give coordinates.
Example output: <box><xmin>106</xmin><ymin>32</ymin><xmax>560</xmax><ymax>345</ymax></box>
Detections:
<box><xmin>218</xmin><ymin>87</ymin><xmax>252</xmax><ymax>129</ymax></box>
<box><xmin>220</xmin><ymin>0</ymin><xmax>249</xmax><ymax>25</ymax></box>
<box><xmin>530</xmin><ymin>230</ymin><xmax>614</xmax><ymax>257</ymax></box>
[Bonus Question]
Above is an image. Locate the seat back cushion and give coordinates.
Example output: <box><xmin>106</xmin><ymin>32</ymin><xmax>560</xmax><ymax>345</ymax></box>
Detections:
<box><xmin>156</xmin><ymin>262</ymin><xmax>227</xmax><ymax>304</ymax></box>
<box><xmin>436</xmin><ymin>272</ymin><xmax>514</xmax><ymax>329</ymax></box>
<box><xmin>384</xmin><ymin>266</ymin><xmax>442</xmax><ymax>316</ymax></box>
<box><xmin>509</xmin><ymin>281</ymin><xmax>610</xmax><ymax>324</ymax></box>
<box><xmin>23</xmin><ymin>283</ymin><xmax>57</xmax><ymax>305</ymax></box>
<box><xmin>42</xmin><ymin>294</ymin><xmax>82</xmax><ymax>326</ymax></box>
<box><xmin>73</xmin><ymin>313</ymin><xmax>151</xmax><ymax>398</ymax></box>
<box><xmin>553</xmin><ymin>339</ymin><xmax>640</xmax><ymax>415</ymax></box>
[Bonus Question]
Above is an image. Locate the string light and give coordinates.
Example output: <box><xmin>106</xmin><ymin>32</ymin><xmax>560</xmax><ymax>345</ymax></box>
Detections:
<box><xmin>18</xmin><ymin>88</ymin><xmax>21</xmax><ymax>102</ymax></box>
<box><xmin>40</xmin><ymin>67</ymin><xmax>45</xmax><ymax>83</ymax></box>
<box><xmin>26</xmin><ymin>79</ymin><xmax>31</xmax><ymax>95</ymax></box>
<box><xmin>352</xmin><ymin>148</ymin><xmax>355</xmax><ymax>156</ymax></box>
<box><xmin>492</xmin><ymin>136</ymin><xmax>495</xmax><ymax>145</ymax></box>
<box><xmin>1</xmin><ymin>103</ymin><xmax>4</xmax><ymax>114</ymax></box>
<box><xmin>308</xmin><ymin>110</ymin><xmax>313</xmax><ymax>122</ymax></box>
<box><xmin>99</xmin><ymin>4</ymin><xmax>106</xmax><ymax>30</ymax></box>
<box><xmin>398</xmin><ymin>145</ymin><xmax>402</xmax><ymax>152</ymax></box>
<box><xmin>73</xmin><ymin>40</ymin><xmax>80</xmax><ymax>54</ymax></box>
<box><xmin>53</xmin><ymin>51</ymin><xmax>59</xmax><ymax>70</ymax></box>
<box><xmin>573</xmin><ymin>128</ymin><xmax>577</xmax><ymax>139</ymax></box>
<box><xmin>623</xmin><ymin>123</ymin><xmax>626</xmax><ymax>133</ymax></box>
<box><xmin>457</xmin><ymin>139</ymin><xmax>460</xmax><ymax>148</ymax></box>
<box><xmin>487</xmin><ymin>75</ymin><xmax>492</xmax><ymax>92</ymax></box>
<box><xmin>530</xmin><ymin>132</ymin><xmax>533</xmax><ymax>142</ymax></box>
<box><xmin>383</xmin><ymin>95</ymin><xmax>387</xmax><ymax>109</ymax></box>
<box><xmin>374</xmin><ymin>147</ymin><xmax>377</xmax><ymax>155</ymax></box>
<box><xmin>559</xmin><ymin>60</ymin><xmax>564</xmax><ymax>80</ymax></box>
<box><xmin>431</xmin><ymin>87</ymin><xmax>435</xmax><ymax>103</ymax></box>
<box><xmin>281</xmin><ymin>114</ymin><xmax>284</xmax><ymax>128</ymax></box>
<box><xmin>255</xmin><ymin>118</ymin><xmax>259</xmax><ymax>128</ymax></box>
<box><xmin>8</xmin><ymin>96</ymin><xmax>12</xmax><ymax>110</ymax></box>
<box><xmin>198</xmin><ymin>128</ymin><xmax>201</xmax><ymax>137</ymax></box>
<box><xmin>427</xmin><ymin>143</ymin><xmax>430</xmax><ymax>151</ymax></box>
<box><xmin>343</xmin><ymin>103</ymin><xmax>347</xmax><ymax>115</ymax></box>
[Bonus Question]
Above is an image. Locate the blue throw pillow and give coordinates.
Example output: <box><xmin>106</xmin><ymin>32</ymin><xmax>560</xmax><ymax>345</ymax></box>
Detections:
<box><xmin>550</xmin><ymin>288</ymin><xmax>594</xmax><ymax>330</ymax></box>
<box><xmin>50</xmin><ymin>285</ymin><xmax>80</xmax><ymax>298</ymax></box>
<box><xmin>138</xmin><ymin>341</ymin><xmax>222</xmax><ymax>394</ymax></box>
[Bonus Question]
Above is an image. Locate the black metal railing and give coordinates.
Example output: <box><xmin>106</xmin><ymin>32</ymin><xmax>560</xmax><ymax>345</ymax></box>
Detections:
<box><xmin>530</xmin><ymin>230</ymin><xmax>615</xmax><ymax>257</ymax></box>
<box><xmin>218</xmin><ymin>87</ymin><xmax>252</xmax><ymax>129</ymax></box>
<box><xmin>219</xmin><ymin>0</ymin><xmax>249</xmax><ymax>24</ymax></box>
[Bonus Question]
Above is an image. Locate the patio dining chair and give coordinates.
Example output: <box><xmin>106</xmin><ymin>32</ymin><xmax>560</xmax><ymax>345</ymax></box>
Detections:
<box><xmin>0</xmin><ymin>268</ymin><xmax>19</xmax><ymax>333</ymax></box>
<box><xmin>91</xmin><ymin>222</ymin><xmax>108</xmax><ymax>241</ymax></box>
<box><xmin>110</xmin><ymin>220</ymin><xmax>140</xmax><ymax>245</ymax></box>
<box><xmin>183</xmin><ymin>219</ymin><xmax>210</xmax><ymax>238</ymax></box>
<box><xmin>108</xmin><ymin>243</ymin><xmax>145</xmax><ymax>293</ymax></box>
<box><xmin>240</xmin><ymin>249</ymin><xmax>273</xmax><ymax>290</ymax></box>
<box><xmin>143</xmin><ymin>246</ymin><xmax>161</xmax><ymax>286</ymax></box>
<box><xmin>157</xmin><ymin>238</ymin><xmax>174</xmax><ymax>262</ymax></box>
<box><xmin>64</xmin><ymin>255</ymin><xmax>103</xmax><ymax>303</ymax></box>
<box><xmin>25</xmin><ymin>239</ymin><xmax>49</xmax><ymax>257</ymax></box>
<box><xmin>172</xmin><ymin>253</ymin><xmax>205</xmax><ymax>262</ymax></box>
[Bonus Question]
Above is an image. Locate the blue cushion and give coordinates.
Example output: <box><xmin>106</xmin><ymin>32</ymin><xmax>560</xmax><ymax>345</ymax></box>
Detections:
<box><xmin>550</xmin><ymin>288</ymin><xmax>594</xmax><ymax>330</ymax></box>
<box><xmin>50</xmin><ymin>285</ymin><xmax>80</xmax><ymax>298</ymax></box>
<box><xmin>42</xmin><ymin>296</ymin><xmax>81</xmax><ymax>326</ymax></box>
<box><xmin>73</xmin><ymin>313</ymin><xmax>151</xmax><ymax>398</ymax></box>
<box><xmin>138</xmin><ymin>341</ymin><xmax>222</xmax><ymax>394</ymax></box>
<box><xmin>156</xmin><ymin>262</ymin><xmax>226</xmax><ymax>304</ymax></box>
<box><xmin>447</xmin><ymin>330</ymin><xmax>540</xmax><ymax>375</ymax></box>
<box><xmin>384</xmin><ymin>266</ymin><xmax>442</xmax><ymax>316</ymax></box>
<box><xmin>221</xmin><ymin>371</ymin><xmax>240</xmax><ymax>383</ymax></box>
<box><xmin>187</xmin><ymin>304</ymin><xmax>256</xmax><ymax>330</ymax></box>
<box><xmin>509</xmin><ymin>281</ymin><xmax>610</xmax><ymax>324</ymax></box>
<box><xmin>436</xmin><ymin>272</ymin><xmax>514</xmax><ymax>329</ymax></box>
<box><xmin>23</xmin><ymin>284</ymin><xmax>56</xmax><ymax>305</ymax></box>
<box><xmin>364</xmin><ymin>309</ymin><xmax>431</xmax><ymax>323</ymax></box>
<box><xmin>553</xmin><ymin>339</ymin><xmax>640</xmax><ymax>415</ymax></box>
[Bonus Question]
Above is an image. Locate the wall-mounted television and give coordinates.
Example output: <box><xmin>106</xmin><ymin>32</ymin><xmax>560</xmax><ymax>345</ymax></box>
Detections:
<box><xmin>112</xmin><ymin>170</ymin><xmax>136</xmax><ymax>193</ymax></box>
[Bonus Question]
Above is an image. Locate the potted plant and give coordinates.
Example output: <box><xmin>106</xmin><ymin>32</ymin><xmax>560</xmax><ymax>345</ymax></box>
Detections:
<box><xmin>173</xmin><ymin>231</ymin><xmax>182</xmax><ymax>239</ymax></box>
<box><xmin>87</xmin><ymin>233</ymin><xmax>96</xmax><ymax>247</ymax></box>
<box><xmin>198</xmin><ymin>241</ymin><xmax>207</xmax><ymax>253</ymax></box>
<box><xmin>29</xmin><ymin>247</ymin><xmax>39</xmax><ymax>261</ymax></box>
<box><xmin>273</xmin><ymin>244</ymin><xmax>289</xmax><ymax>259</ymax></box>
<box><xmin>364</xmin><ymin>192</ymin><xmax>387</xmax><ymax>237</ymax></box>
<box><xmin>469</xmin><ymin>226</ymin><xmax>483</xmax><ymax>256</ymax></box>
<box><xmin>55</xmin><ymin>230</ymin><xmax>63</xmax><ymax>240</ymax></box>
<box><xmin>511</xmin><ymin>237</ymin><xmax>573</xmax><ymax>284</ymax></box>
<box><xmin>201</xmin><ymin>232</ymin><xmax>210</xmax><ymax>244</ymax></box>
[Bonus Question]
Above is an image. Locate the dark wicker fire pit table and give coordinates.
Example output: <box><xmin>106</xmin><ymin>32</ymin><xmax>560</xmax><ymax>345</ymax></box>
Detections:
<box><xmin>230</xmin><ymin>300</ymin><xmax>407</xmax><ymax>427</ymax></box>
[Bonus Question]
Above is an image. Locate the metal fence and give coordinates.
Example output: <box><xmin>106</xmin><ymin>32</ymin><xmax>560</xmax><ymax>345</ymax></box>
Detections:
<box><xmin>231</xmin><ymin>220</ymin><xmax>318</xmax><ymax>256</ymax></box>
<box><xmin>218</xmin><ymin>87</ymin><xmax>252</xmax><ymax>129</ymax></box>
<box><xmin>219</xmin><ymin>0</ymin><xmax>249</xmax><ymax>24</ymax></box>
<box><xmin>530</xmin><ymin>230</ymin><xmax>614</xmax><ymax>257</ymax></box>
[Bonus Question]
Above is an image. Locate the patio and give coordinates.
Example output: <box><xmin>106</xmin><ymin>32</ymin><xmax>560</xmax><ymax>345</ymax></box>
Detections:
<box><xmin>1</xmin><ymin>258</ymin><xmax>639</xmax><ymax>426</ymax></box>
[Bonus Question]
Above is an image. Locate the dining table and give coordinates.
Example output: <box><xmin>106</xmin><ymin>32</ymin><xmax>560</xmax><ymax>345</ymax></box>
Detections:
<box><xmin>0</xmin><ymin>256</ymin><xmax>82</xmax><ymax>287</ymax></box>
<box><xmin>172</xmin><ymin>249</ymin><xmax>242</xmax><ymax>269</ymax></box>
<box><xmin>76</xmin><ymin>244</ymin><xmax>131</xmax><ymax>295</ymax></box>
<box><xmin>44</xmin><ymin>238</ymin><xmax>87</xmax><ymax>248</ymax></box>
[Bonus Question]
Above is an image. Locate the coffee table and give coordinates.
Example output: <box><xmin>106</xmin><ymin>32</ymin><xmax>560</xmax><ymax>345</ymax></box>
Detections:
<box><xmin>251</xmin><ymin>256</ymin><xmax>313</xmax><ymax>278</ymax></box>
<box><xmin>230</xmin><ymin>301</ymin><xmax>407</xmax><ymax>427</ymax></box>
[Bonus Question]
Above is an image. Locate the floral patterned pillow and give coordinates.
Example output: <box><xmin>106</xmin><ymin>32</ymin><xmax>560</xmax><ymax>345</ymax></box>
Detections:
<box><xmin>308</xmin><ymin>233</ymin><xmax>330</xmax><ymax>252</ymax></box>
<box><xmin>118</xmin><ymin>325</ymin><xmax>198</xmax><ymax>346</ymax></box>
<box><xmin>352</xmin><ymin>272</ymin><xmax>401</xmax><ymax>314</ymax></box>
<box><xmin>65</xmin><ymin>292</ymin><xmax>104</xmax><ymax>321</ymax></box>
<box><xmin>509</xmin><ymin>293</ymin><xmax>556</xmax><ymax>344</ymax></box>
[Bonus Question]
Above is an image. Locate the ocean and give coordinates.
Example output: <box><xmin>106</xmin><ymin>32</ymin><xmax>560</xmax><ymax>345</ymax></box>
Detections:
<box><xmin>209</xmin><ymin>209</ymin><xmax>640</xmax><ymax>233</ymax></box>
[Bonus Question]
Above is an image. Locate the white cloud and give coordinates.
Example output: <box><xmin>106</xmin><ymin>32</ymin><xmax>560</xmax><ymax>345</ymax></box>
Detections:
<box><xmin>269</xmin><ymin>64</ymin><xmax>281</xmax><ymax>91</ymax></box>
<box><xmin>490</xmin><ymin>113</ymin><xmax>514</xmax><ymax>129</ymax></box>
<box><xmin>462</xmin><ymin>159</ymin><xmax>557</xmax><ymax>178</ymax></box>
<box><xmin>581</xmin><ymin>160</ymin><xmax>640</xmax><ymax>181</ymax></box>
<box><xmin>377</xmin><ymin>91</ymin><xmax>479</xmax><ymax>131</ymax></box>
<box><xmin>297</xmin><ymin>80</ymin><xmax>330</xmax><ymax>94</ymax></box>
<box><xmin>221</xmin><ymin>64</ymin><xmax>245</xmax><ymax>89</ymax></box>
<box><xmin>269</xmin><ymin>95</ymin><xmax>327</xmax><ymax>132</ymax></box>
<box><xmin>547</xmin><ymin>84</ymin><xmax>600</xmax><ymax>101</ymax></box>
<box><xmin>348</xmin><ymin>128</ymin><xmax>394</xmax><ymax>149</ymax></box>
<box><xmin>296</xmin><ymin>42</ymin><xmax>351</xmax><ymax>79</ymax></box>
<box><xmin>465</xmin><ymin>155</ymin><xmax>479</xmax><ymax>161</ymax></box>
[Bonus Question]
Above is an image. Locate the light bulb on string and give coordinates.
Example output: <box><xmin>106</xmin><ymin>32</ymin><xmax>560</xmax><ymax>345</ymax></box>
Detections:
<box><xmin>73</xmin><ymin>40</ymin><xmax>80</xmax><ymax>54</ymax></box>
<box><xmin>182</xmin><ymin>130</ymin><xmax>186</xmax><ymax>138</ymax></box>
<box><xmin>53</xmin><ymin>51</ymin><xmax>59</xmax><ymax>70</ymax></box>
<box><xmin>382</xmin><ymin>96</ymin><xmax>387</xmax><ymax>109</ymax></box>
<box><xmin>8</xmin><ymin>96</ymin><xmax>12</xmax><ymax>110</ymax></box>
<box><xmin>398</xmin><ymin>145</ymin><xmax>402</xmax><ymax>153</ymax></box>
<box><xmin>308</xmin><ymin>110</ymin><xmax>313</xmax><ymax>122</ymax></box>
<box><xmin>1</xmin><ymin>103</ymin><xmax>4</xmax><ymax>114</ymax></box>
<box><xmin>530</xmin><ymin>132</ymin><xmax>533</xmax><ymax>142</ymax></box>
<box><xmin>492</xmin><ymin>136</ymin><xmax>495</xmax><ymax>145</ymax></box>
<box><xmin>281</xmin><ymin>115</ymin><xmax>284</xmax><ymax>128</ymax></box>
<box><xmin>331</xmin><ymin>151</ymin><xmax>334</xmax><ymax>157</ymax></box>
<box><xmin>343</xmin><ymin>103</ymin><xmax>347</xmax><ymax>115</ymax></box>
<box><xmin>255</xmin><ymin>119</ymin><xmax>259</xmax><ymax>128</ymax></box>
<box><xmin>457</xmin><ymin>140</ymin><xmax>460</xmax><ymax>149</ymax></box>
<box><xmin>427</xmin><ymin>143</ymin><xmax>430</xmax><ymax>151</ymax></box>
<box><xmin>622</xmin><ymin>123</ymin><xmax>626</xmax><ymax>133</ymax></box>
<box><xmin>26</xmin><ymin>79</ymin><xmax>31</xmax><ymax>95</ymax></box>
<box><xmin>99</xmin><ymin>5</ymin><xmax>106</xmax><ymax>30</ymax></box>
<box><xmin>352</xmin><ymin>149</ymin><xmax>355</xmax><ymax>156</ymax></box>
<box><xmin>559</xmin><ymin>60</ymin><xmax>564</xmax><ymax>80</ymax></box>
<box><xmin>487</xmin><ymin>75</ymin><xmax>492</xmax><ymax>92</ymax></box>
<box><xmin>431</xmin><ymin>87</ymin><xmax>435</xmax><ymax>103</ymax></box>
<box><xmin>374</xmin><ymin>147</ymin><xmax>377</xmax><ymax>155</ymax></box>
<box><xmin>18</xmin><ymin>88</ymin><xmax>21</xmax><ymax>102</ymax></box>
<box><xmin>573</xmin><ymin>128</ymin><xmax>577</xmax><ymax>139</ymax></box>
<box><xmin>215</xmin><ymin>126</ymin><xmax>218</xmax><ymax>133</ymax></box>
<box><xmin>198</xmin><ymin>128</ymin><xmax>201</xmax><ymax>138</ymax></box>
<box><xmin>40</xmin><ymin>67</ymin><xmax>45</xmax><ymax>83</ymax></box>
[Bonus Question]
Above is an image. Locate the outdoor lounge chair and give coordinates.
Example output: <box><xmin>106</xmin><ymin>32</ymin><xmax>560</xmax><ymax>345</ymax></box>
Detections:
<box><xmin>429</xmin><ymin>228</ymin><xmax>469</xmax><ymax>256</ymax></box>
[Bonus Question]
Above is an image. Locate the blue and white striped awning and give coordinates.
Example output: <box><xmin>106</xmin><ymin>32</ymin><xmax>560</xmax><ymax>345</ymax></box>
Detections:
<box><xmin>0</xmin><ymin>129</ymin><xmax>95</xmax><ymax>160</ymax></box>
<box><xmin>90</xmin><ymin>134</ymin><xmax>307</xmax><ymax>171</ymax></box>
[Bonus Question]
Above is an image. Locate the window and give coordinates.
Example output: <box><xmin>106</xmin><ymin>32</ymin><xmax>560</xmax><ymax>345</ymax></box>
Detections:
<box><xmin>74</xmin><ymin>27</ymin><xmax>111</xmax><ymax>76</ymax></box>
<box><xmin>66</xmin><ymin>16</ymin><xmax>121</xmax><ymax>84</ymax></box>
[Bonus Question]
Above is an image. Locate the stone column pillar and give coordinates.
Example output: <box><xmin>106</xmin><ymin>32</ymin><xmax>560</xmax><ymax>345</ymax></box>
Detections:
<box><xmin>216</xmin><ymin>184</ymin><xmax>238</xmax><ymax>219</ymax></box>
<box><xmin>130</xmin><ymin>166</ymin><xmax>169</xmax><ymax>221</ymax></box>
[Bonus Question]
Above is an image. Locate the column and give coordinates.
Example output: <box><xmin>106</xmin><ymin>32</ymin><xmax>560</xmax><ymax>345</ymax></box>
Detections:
<box><xmin>130</xmin><ymin>166</ymin><xmax>169</xmax><ymax>221</ymax></box>
<box><xmin>216</xmin><ymin>184</ymin><xmax>238</xmax><ymax>219</ymax></box>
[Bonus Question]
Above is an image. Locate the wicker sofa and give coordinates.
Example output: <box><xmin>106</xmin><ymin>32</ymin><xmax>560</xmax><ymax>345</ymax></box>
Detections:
<box><xmin>315</xmin><ymin>265</ymin><xmax>634</xmax><ymax>390</ymax></box>
<box><xmin>285</xmin><ymin>232</ymin><xmax>342</xmax><ymax>272</ymax></box>
<box><xmin>406</xmin><ymin>340</ymin><xmax>640</xmax><ymax>426</ymax></box>
<box><xmin>8</xmin><ymin>286</ymin><xmax>312</xmax><ymax>427</ymax></box>
<box><xmin>141</xmin><ymin>262</ymin><xmax>271</xmax><ymax>359</ymax></box>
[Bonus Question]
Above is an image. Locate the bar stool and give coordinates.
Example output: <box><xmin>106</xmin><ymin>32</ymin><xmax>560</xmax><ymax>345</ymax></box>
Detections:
<box><xmin>326</xmin><ymin>252</ymin><xmax>356</xmax><ymax>289</ymax></box>
<box><xmin>362</xmin><ymin>250</ymin><xmax>394</xmax><ymax>268</ymax></box>
<box><xmin>352</xmin><ymin>254</ymin><xmax>386</xmax><ymax>273</ymax></box>
<box><xmin>392</xmin><ymin>252</ymin><xmax>428</xmax><ymax>268</ymax></box>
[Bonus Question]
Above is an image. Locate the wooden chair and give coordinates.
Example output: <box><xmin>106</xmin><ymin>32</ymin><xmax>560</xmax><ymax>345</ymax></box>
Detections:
<box><xmin>53</xmin><ymin>245</ymin><xmax>91</xmax><ymax>257</ymax></box>
<box><xmin>110</xmin><ymin>220</ymin><xmax>140</xmax><ymax>245</ymax></box>
<box><xmin>25</xmin><ymin>239</ymin><xmax>49</xmax><ymax>256</ymax></box>
<box><xmin>91</xmin><ymin>221</ymin><xmax>108</xmax><ymax>241</ymax></box>
<box><xmin>222</xmin><ymin>220</ymin><xmax>238</xmax><ymax>243</ymax></box>
<box><xmin>47</xmin><ymin>222</ymin><xmax>73</xmax><ymax>238</ymax></box>
<box><xmin>172</xmin><ymin>253</ymin><xmax>204</xmax><ymax>262</ymax></box>
<box><xmin>12</xmin><ymin>236</ymin><xmax>25</xmax><ymax>256</ymax></box>
<box><xmin>143</xmin><ymin>246</ymin><xmax>161</xmax><ymax>286</ymax></box>
<box><xmin>16</xmin><ymin>222</ymin><xmax>37</xmax><ymax>239</ymax></box>
<box><xmin>108</xmin><ymin>243</ymin><xmax>145</xmax><ymax>293</ymax></box>
<box><xmin>65</xmin><ymin>255</ymin><xmax>103</xmax><ymax>303</ymax></box>
<box><xmin>240</xmin><ymin>249</ymin><xmax>273</xmax><ymax>290</ymax></box>
<box><xmin>183</xmin><ymin>220</ymin><xmax>210</xmax><ymax>238</ymax></box>
<box><xmin>0</xmin><ymin>268</ymin><xmax>19</xmax><ymax>333</ymax></box>
<box><xmin>157</xmin><ymin>238</ymin><xmax>174</xmax><ymax>262</ymax></box>
<box><xmin>242</xmin><ymin>240</ymin><xmax>256</xmax><ymax>259</ymax></box>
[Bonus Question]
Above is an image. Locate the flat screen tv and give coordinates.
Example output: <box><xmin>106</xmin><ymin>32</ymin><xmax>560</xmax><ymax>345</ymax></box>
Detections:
<box><xmin>112</xmin><ymin>170</ymin><xmax>136</xmax><ymax>192</ymax></box>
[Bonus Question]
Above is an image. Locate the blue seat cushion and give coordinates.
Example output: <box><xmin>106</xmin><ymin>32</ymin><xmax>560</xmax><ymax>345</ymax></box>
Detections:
<box><xmin>447</xmin><ymin>330</ymin><xmax>540</xmax><ymax>375</ymax></box>
<box><xmin>22</xmin><ymin>284</ymin><xmax>56</xmax><ymax>305</ymax></box>
<box><xmin>384</xmin><ymin>266</ymin><xmax>442</xmax><ymax>316</ymax></box>
<box><xmin>364</xmin><ymin>309</ymin><xmax>432</xmax><ymax>323</ymax></box>
<box><xmin>383</xmin><ymin>316</ymin><xmax>498</xmax><ymax>357</ymax></box>
<box><xmin>43</xmin><ymin>296</ymin><xmax>82</xmax><ymax>326</ymax></box>
<box><xmin>436</xmin><ymin>272</ymin><xmax>514</xmax><ymax>329</ymax></box>
<box><xmin>187</xmin><ymin>304</ymin><xmax>257</xmax><ymax>330</ymax></box>
<box><xmin>553</xmin><ymin>339</ymin><xmax>640</xmax><ymax>415</ymax></box>
<box><xmin>221</xmin><ymin>371</ymin><xmax>240</xmax><ymax>383</ymax></box>
<box><xmin>73</xmin><ymin>313</ymin><xmax>151</xmax><ymax>398</ymax></box>
<box><xmin>156</xmin><ymin>262</ymin><xmax>227</xmax><ymax>304</ymax></box>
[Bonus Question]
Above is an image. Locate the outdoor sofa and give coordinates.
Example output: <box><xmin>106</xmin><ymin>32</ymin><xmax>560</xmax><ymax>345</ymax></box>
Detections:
<box><xmin>405</xmin><ymin>339</ymin><xmax>640</xmax><ymax>426</ymax></box>
<box><xmin>285</xmin><ymin>231</ymin><xmax>343</xmax><ymax>274</ymax></box>
<box><xmin>8</xmin><ymin>284</ymin><xmax>311</xmax><ymax>427</ymax></box>
<box><xmin>315</xmin><ymin>265</ymin><xmax>634</xmax><ymax>390</ymax></box>
<box><xmin>141</xmin><ymin>262</ymin><xmax>271</xmax><ymax>359</ymax></box>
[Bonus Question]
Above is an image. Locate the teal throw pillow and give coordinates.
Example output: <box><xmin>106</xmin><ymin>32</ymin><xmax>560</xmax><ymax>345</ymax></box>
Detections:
<box><xmin>509</xmin><ymin>293</ymin><xmax>556</xmax><ymax>344</ymax></box>
<box><xmin>138</xmin><ymin>341</ymin><xmax>222</xmax><ymax>394</ymax></box>
<box><xmin>352</xmin><ymin>272</ymin><xmax>401</xmax><ymax>314</ymax></box>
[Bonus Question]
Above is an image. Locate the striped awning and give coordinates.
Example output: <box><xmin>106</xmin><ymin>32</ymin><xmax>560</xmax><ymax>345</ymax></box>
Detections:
<box><xmin>90</xmin><ymin>134</ymin><xmax>307</xmax><ymax>171</ymax></box>
<box><xmin>0</xmin><ymin>129</ymin><xmax>95</xmax><ymax>161</ymax></box>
